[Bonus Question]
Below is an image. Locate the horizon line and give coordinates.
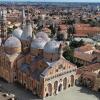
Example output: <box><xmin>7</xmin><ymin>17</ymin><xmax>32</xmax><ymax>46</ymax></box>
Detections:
<box><xmin>0</xmin><ymin>1</ymin><xmax>100</xmax><ymax>3</ymax></box>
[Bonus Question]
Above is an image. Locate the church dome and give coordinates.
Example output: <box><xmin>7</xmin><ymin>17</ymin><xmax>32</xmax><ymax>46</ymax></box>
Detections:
<box><xmin>12</xmin><ymin>27</ymin><xmax>23</xmax><ymax>38</ymax></box>
<box><xmin>31</xmin><ymin>38</ymin><xmax>47</xmax><ymax>49</ymax></box>
<box><xmin>4</xmin><ymin>36</ymin><xmax>21</xmax><ymax>54</ymax></box>
<box><xmin>44</xmin><ymin>40</ymin><xmax>60</xmax><ymax>53</ymax></box>
<box><xmin>36</xmin><ymin>31</ymin><xmax>50</xmax><ymax>41</ymax></box>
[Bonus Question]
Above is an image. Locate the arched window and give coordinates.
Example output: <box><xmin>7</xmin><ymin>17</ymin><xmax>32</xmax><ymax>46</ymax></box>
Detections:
<box><xmin>63</xmin><ymin>77</ymin><xmax>67</xmax><ymax>90</ymax></box>
<box><xmin>58</xmin><ymin>84</ymin><xmax>62</xmax><ymax>92</ymax></box>
<box><xmin>70</xmin><ymin>75</ymin><xmax>74</xmax><ymax>86</ymax></box>
<box><xmin>48</xmin><ymin>83</ymin><xmax>52</xmax><ymax>96</ymax></box>
<box><xmin>54</xmin><ymin>81</ymin><xmax>58</xmax><ymax>94</ymax></box>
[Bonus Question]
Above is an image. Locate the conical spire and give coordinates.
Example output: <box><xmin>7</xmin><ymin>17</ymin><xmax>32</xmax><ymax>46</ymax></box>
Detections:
<box><xmin>26</xmin><ymin>7</ymin><xmax>31</xmax><ymax>25</ymax></box>
<box><xmin>22</xmin><ymin>7</ymin><xmax>26</xmax><ymax>29</ymax></box>
<box><xmin>21</xmin><ymin>7</ymin><xmax>33</xmax><ymax>40</ymax></box>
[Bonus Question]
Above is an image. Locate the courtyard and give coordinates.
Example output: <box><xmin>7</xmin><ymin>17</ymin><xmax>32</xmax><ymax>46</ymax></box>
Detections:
<box><xmin>0</xmin><ymin>78</ymin><xmax>99</xmax><ymax>100</ymax></box>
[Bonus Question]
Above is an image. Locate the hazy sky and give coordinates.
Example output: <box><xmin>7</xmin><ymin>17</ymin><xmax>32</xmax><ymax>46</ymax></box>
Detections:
<box><xmin>0</xmin><ymin>0</ymin><xmax>100</xmax><ymax>2</ymax></box>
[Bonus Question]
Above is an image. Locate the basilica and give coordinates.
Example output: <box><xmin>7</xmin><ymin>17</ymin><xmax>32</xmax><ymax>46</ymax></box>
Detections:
<box><xmin>0</xmin><ymin>8</ymin><xmax>77</xmax><ymax>98</ymax></box>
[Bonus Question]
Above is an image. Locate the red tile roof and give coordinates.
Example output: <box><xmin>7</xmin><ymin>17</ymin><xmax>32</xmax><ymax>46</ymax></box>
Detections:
<box><xmin>75</xmin><ymin>44</ymin><xmax>95</xmax><ymax>52</ymax></box>
<box><xmin>74</xmin><ymin>51</ymin><xmax>97</xmax><ymax>62</ymax></box>
<box><xmin>77</xmin><ymin>63</ymin><xmax>100</xmax><ymax>75</ymax></box>
<box><xmin>75</xmin><ymin>24</ymin><xmax>100</xmax><ymax>35</ymax></box>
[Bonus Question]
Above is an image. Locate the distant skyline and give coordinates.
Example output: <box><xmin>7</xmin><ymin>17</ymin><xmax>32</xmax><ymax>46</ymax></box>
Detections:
<box><xmin>0</xmin><ymin>0</ymin><xmax>100</xmax><ymax>2</ymax></box>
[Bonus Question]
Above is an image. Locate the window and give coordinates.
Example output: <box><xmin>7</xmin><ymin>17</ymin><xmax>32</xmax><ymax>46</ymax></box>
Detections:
<box><xmin>56</xmin><ymin>69</ymin><xmax>58</xmax><ymax>72</ymax></box>
<box><xmin>14</xmin><ymin>76</ymin><xmax>17</xmax><ymax>80</ymax></box>
<box><xmin>50</xmin><ymin>58</ymin><xmax>52</xmax><ymax>61</ymax></box>
<box><xmin>63</xmin><ymin>67</ymin><xmax>65</xmax><ymax>69</ymax></box>
<box><xmin>59</xmin><ymin>64</ymin><xmax>63</xmax><ymax>69</ymax></box>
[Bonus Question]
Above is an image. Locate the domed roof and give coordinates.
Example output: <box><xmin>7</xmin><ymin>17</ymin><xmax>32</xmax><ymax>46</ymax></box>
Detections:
<box><xmin>31</xmin><ymin>38</ymin><xmax>47</xmax><ymax>49</ymax></box>
<box><xmin>5</xmin><ymin>36</ymin><xmax>21</xmax><ymax>48</ymax></box>
<box><xmin>21</xmin><ymin>23</ymin><xmax>32</xmax><ymax>40</ymax></box>
<box><xmin>44</xmin><ymin>40</ymin><xmax>60</xmax><ymax>53</ymax></box>
<box><xmin>36</xmin><ymin>31</ymin><xmax>50</xmax><ymax>41</ymax></box>
<box><xmin>12</xmin><ymin>27</ymin><xmax>23</xmax><ymax>38</ymax></box>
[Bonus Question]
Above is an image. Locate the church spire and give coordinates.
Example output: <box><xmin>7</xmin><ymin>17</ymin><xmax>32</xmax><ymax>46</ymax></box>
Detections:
<box><xmin>26</xmin><ymin>7</ymin><xmax>31</xmax><ymax>25</ymax></box>
<box><xmin>22</xmin><ymin>7</ymin><xmax>26</xmax><ymax>29</ymax></box>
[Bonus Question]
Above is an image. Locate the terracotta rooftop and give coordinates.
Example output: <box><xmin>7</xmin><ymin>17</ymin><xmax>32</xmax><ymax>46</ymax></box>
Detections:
<box><xmin>59</xmin><ymin>24</ymin><xmax>67</xmax><ymax>30</ymax></box>
<box><xmin>42</xmin><ymin>27</ymin><xmax>51</xmax><ymax>33</ymax></box>
<box><xmin>75</xmin><ymin>44</ymin><xmax>95</xmax><ymax>52</ymax></box>
<box><xmin>77</xmin><ymin>63</ymin><xmax>100</xmax><ymax>75</ymax></box>
<box><xmin>75</xmin><ymin>24</ymin><xmax>100</xmax><ymax>35</ymax></box>
<box><xmin>93</xmin><ymin>50</ymin><xmax>100</xmax><ymax>54</ymax></box>
<box><xmin>82</xmin><ymin>72</ymin><xmax>97</xmax><ymax>79</ymax></box>
<box><xmin>74</xmin><ymin>51</ymin><xmax>97</xmax><ymax>62</ymax></box>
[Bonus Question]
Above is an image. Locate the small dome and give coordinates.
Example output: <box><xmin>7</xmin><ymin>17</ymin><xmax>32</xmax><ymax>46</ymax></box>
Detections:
<box><xmin>44</xmin><ymin>40</ymin><xmax>60</xmax><ymax>53</ymax></box>
<box><xmin>4</xmin><ymin>36</ymin><xmax>21</xmax><ymax>54</ymax></box>
<box><xmin>12</xmin><ymin>27</ymin><xmax>23</xmax><ymax>38</ymax></box>
<box><xmin>36</xmin><ymin>31</ymin><xmax>50</xmax><ymax>41</ymax></box>
<box><xmin>31</xmin><ymin>38</ymin><xmax>47</xmax><ymax>49</ymax></box>
<box><xmin>5</xmin><ymin>36</ymin><xmax>21</xmax><ymax>48</ymax></box>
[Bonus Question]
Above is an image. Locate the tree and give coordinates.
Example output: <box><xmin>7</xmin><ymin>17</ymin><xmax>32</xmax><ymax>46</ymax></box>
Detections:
<box><xmin>69</xmin><ymin>40</ymin><xmax>84</xmax><ymax>49</ymax></box>
<box><xmin>67</xmin><ymin>25</ymin><xmax>76</xmax><ymax>40</ymax></box>
<box><xmin>89</xmin><ymin>20</ymin><xmax>97</xmax><ymax>27</ymax></box>
<box><xmin>57</xmin><ymin>34</ymin><xmax>64</xmax><ymax>41</ymax></box>
<box><xmin>7</xmin><ymin>28</ymin><xmax>13</xmax><ymax>35</ymax></box>
<box><xmin>66</xmin><ymin>17</ymin><xmax>76</xmax><ymax>40</ymax></box>
<box><xmin>48</xmin><ymin>24</ymin><xmax>56</xmax><ymax>37</ymax></box>
<box><xmin>63</xmin><ymin>46</ymin><xmax>75</xmax><ymax>63</ymax></box>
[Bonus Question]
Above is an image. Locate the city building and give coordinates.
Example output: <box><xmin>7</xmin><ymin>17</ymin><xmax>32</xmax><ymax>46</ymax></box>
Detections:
<box><xmin>77</xmin><ymin>63</ymin><xmax>100</xmax><ymax>91</ymax></box>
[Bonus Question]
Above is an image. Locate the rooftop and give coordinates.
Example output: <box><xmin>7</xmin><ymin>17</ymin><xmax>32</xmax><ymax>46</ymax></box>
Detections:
<box><xmin>74</xmin><ymin>51</ymin><xmax>97</xmax><ymax>62</ymax></box>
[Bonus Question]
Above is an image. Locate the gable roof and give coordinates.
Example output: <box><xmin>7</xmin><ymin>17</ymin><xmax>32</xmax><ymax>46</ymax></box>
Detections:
<box><xmin>77</xmin><ymin>63</ymin><xmax>100</xmax><ymax>75</ymax></box>
<box><xmin>41</xmin><ymin>57</ymin><xmax>76</xmax><ymax>77</ymax></box>
<box><xmin>74</xmin><ymin>51</ymin><xmax>97</xmax><ymax>62</ymax></box>
<box><xmin>75</xmin><ymin>44</ymin><xmax>95</xmax><ymax>52</ymax></box>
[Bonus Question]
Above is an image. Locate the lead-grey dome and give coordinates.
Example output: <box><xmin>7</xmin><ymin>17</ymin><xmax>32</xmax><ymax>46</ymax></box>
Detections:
<box><xmin>36</xmin><ymin>31</ymin><xmax>50</xmax><ymax>41</ymax></box>
<box><xmin>44</xmin><ymin>40</ymin><xmax>60</xmax><ymax>53</ymax></box>
<box><xmin>5</xmin><ymin>36</ymin><xmax>21</xmax><ymax>48</ymax></box>
<box><xmin>12</xmin><ymin>27</ymin><xmax>23</xmax><ymax>38</ymax></box>
<box><xmin>4</xmin><ymin>36</ymin><xmax>21</xmax><ymax>54</ymax></box>
<box><xmin>31</xmin><ymin>38</ymin><xmax>47</xmax><ymax>49</ymax></box>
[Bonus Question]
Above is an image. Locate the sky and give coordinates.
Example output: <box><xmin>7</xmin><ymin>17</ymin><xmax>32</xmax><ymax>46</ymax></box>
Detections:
<box><xmin>0</xmin><ymin>0</ymin><xmax>100</xmax><ymax>2</ymax></box>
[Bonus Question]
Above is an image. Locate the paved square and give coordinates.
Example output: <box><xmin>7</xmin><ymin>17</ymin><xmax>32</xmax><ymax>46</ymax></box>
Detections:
<box><xmin>0</xmin><ymin>79</ymin><xmax>99</xmax><ymax>100</ymax></box>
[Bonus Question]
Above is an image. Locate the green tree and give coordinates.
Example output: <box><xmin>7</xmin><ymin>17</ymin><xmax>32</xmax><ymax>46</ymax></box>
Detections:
<box><xmin>63</xmin><ymin>46</ymin><xmax>75</xmax><ymax>63</ymax></box>
<box><xmin>66</xmin><ymin>17</ymin><xmax>76</xmax><ymax>40</ymax></box>
<box><xmin>69</xmin><ymin>40</ymin><xmax>84</xmax><ymax>49</ymax></box>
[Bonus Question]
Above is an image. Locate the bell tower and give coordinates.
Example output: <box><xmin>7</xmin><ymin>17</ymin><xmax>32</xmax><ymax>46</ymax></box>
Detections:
<box><xmin>21</xmin><ymin>7</ymin><xmax>33</xmax><ymax>54</ymax></box>
<box><xmin>1</xmin><ymin>8</ymin><xmax>7</xmax><ymax>43</ymax></box>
